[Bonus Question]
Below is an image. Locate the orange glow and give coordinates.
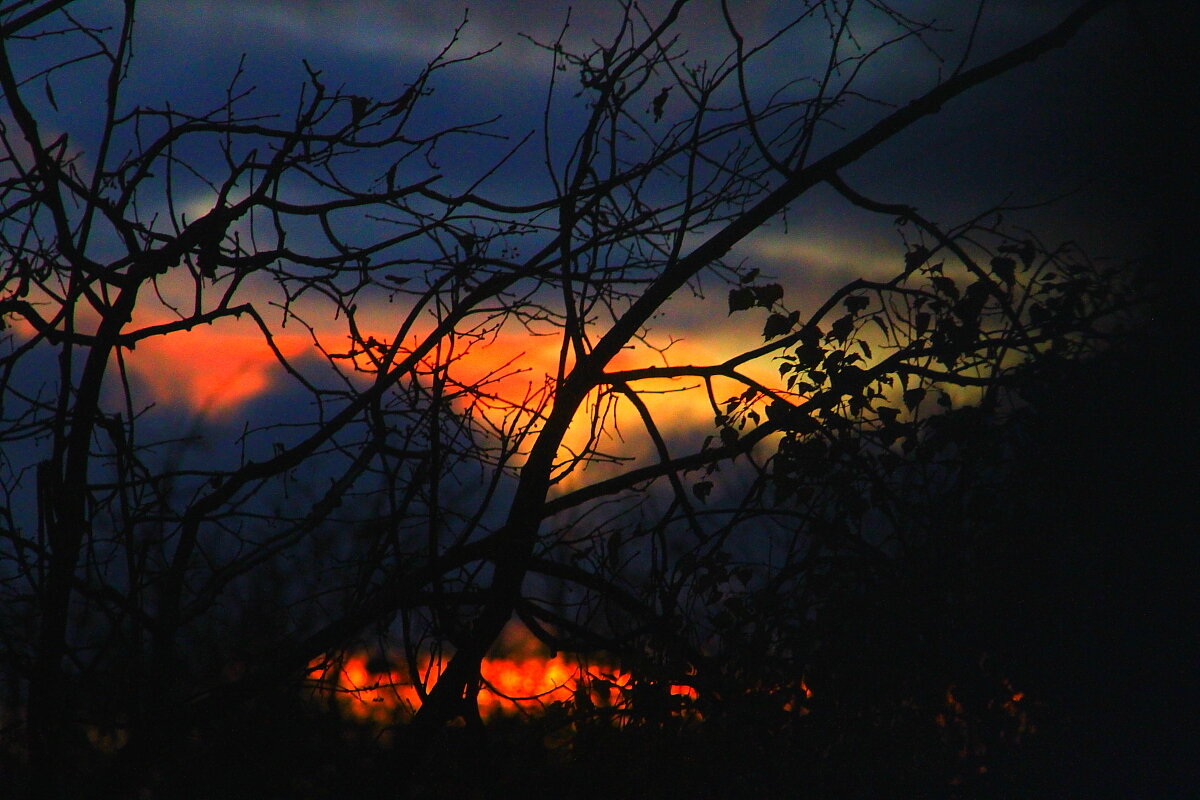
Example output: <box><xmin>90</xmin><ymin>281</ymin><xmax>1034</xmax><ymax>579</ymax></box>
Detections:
<box><xmin>126</xmin><ymin>288</ymin><xmax>783</xmax><ymax>437</ymax></box>
<box><xmin>307</xmin><ymin>624</ymin><xmax>712</xmax><ymax>726</ymax></box>
<box><xmin>122</xmin><ymin>318</ymin><xmax>310</xmax><ymax>415</ymax></box>
<box><xmin>307</xmin><ymin>627</ymin><xmax>829</xmax><ymax>733</ymax></box>
<box><xmin>779</xmin><ymin>677</ymin><xmax>814</xmax><ymax>714</ymax></box>
<box><xmin>309</xmin><ymin>649</ymin><xmax>636</xmax><ymax>724</ymax></box>
<box><xmin>328</xmin><ymin>302</ymin><xmax>787</xmax><ymax>490</ymax></box>
<box><xmin>8</xmin><ymin>279</ymin><xmax>789</xmax><ymax>462</ymax></box>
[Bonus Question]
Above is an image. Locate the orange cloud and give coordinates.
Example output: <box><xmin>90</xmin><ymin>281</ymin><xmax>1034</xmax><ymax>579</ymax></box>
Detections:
<box><xmin>123</xmin><ymin>318</ymin><xmax>311</xmax><ymax>416</ymax></box>
<box><xmin>336</xmin><ymin>296</ymin><xmax>781</xmax><ymax>479</ymax></box>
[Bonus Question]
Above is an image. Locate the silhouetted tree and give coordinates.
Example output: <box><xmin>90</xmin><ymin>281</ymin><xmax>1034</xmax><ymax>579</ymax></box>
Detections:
<box><xmin>0</xmin><ymin>1</ymin><xmax>1140</xmax><ymax>796</ymax></box>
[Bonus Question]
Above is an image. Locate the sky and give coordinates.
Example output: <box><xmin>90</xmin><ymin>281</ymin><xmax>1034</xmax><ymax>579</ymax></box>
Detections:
<box><xmin>1</xmin><ymin>0</ymin><xmax>1167</xmax><ymax>505</ymax></box>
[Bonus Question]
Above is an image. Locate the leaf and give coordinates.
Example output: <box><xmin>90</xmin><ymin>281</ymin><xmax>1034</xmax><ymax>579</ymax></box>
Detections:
<box><xmin>915</xmin><ymin>312</ymin><xmax>932</xmax><ymax>336</ymax></box>
<box><xmin>858</xmin><ymin>340</ymin><xmax>872</xmax><ymax>359</ymax></box>
<box><xmin>844</xmin><ymin>294</ymin><xmax>869</xmax><ymax>314</ymax></box>
<box><xmin>651</xmin><ymin>86</ymin><xmax>671</xmax><ymax>121</ymax></box>
<box><xmin>692</xmin><ymin>480</ymin><xmax>713</xmax><ymax>502</ymax></box>
<box><xmin>902</xmin><ymin>387</ymin><xmax>926</xmax><ymax>411</ymax></box>
<box><xmin>836</xmin><ymin>364</ymin><xmax>867</xmax><ymax>394</ymax></box>
<box><xmin>778</xmin><ymin>407</ymin><xmax>818</xmax><ymax>434</ymax></box>
<box><xmin>931</xmin><ymin>276</ymin><xmax>959</xmax><ymax>300</ymax></box>
<box><xmin>739</xmin><ymin>267</ymin><xmax>760</xmax><ymax>284</ymax></box>
<box><xmin>904</xmin><ymin>245</ymin><xmax>930</xmax><ymax>272</ymax></box>
<box><xmin>1001</xmin><ymin>240</ymin><xmax>1037</xmax><ymax>269</ymax></box>
<box><xmin>44</xmin><ymin>80</ymin><xmax>58</xmax><ymax>112</ymax></box>
<box><xmin>763</xmin><ymin>312</ymin><xmax>794</xmax><ymax>340</ymax></box>
<box><xmin>728</xmin><ymin>286</ymin><xmax>755</xmax><ymax>314</ymax></box>
<box><xmin>794</xmin><ymin>343</ymin><xmax>823</xmax><ymax>369</ymax></box>
<box><xmin>719</xmin><ymin>426</ymin><xmax>739</xmax><ymax>447</ymax></box>
<box><xmin>753</xmin><ymin>283</ymin><xmax>784</xmax><ymax>308</ymax></box>
<box><xmin>381</xmin><ymin>85</ymin><xmax>416</xmax><ymax>119</ymax></box>
<box><xmin>830</xmin><ymin>314</ymin><xmax>854</xmax><ymax>343</ymax></box>
<box><xmin>991</xmin><ymin>255</ymin><xmax>1017</xmax><ymax>284</ymax></box>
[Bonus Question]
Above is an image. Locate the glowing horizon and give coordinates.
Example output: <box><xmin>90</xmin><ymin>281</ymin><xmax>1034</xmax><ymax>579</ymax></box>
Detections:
<box><xmin>308</xmin><ymin>623</ymin><xmax>735</xmax><ymax>726</ymax></box>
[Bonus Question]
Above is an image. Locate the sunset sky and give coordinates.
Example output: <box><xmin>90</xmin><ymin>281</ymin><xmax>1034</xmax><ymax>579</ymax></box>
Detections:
<box><xmin>4</xmin><ymin>5</ymin><xmax>1189</xmax><ymax>792</ymax></box>
<box><xmin>4</xmin><ymin>0</ymin><xmax>1163</xmax><ymax>479</ymax></box>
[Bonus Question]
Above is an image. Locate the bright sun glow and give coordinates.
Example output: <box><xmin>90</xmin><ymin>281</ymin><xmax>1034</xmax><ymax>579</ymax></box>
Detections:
<box><xmin>306</xmin><ymin>624</ymin><xmax>707</xmax><ymax>725</ymax></box>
